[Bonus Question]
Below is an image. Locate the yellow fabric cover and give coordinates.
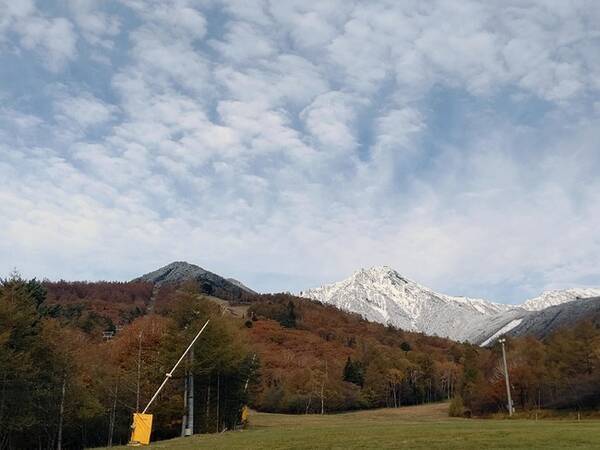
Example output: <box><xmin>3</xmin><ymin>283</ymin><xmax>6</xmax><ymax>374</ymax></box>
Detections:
<box><xmin>131</xmin><ymin>413</ymin><xmax>153</xmax><ymax>445</ymax></box>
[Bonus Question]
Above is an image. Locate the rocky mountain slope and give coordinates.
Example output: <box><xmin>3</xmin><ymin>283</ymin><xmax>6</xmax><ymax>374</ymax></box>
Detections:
<box><xmin>508</xmin><ymin>296</ymin><xmax>600</xmax><ymax>338</ymax></box>
<box><xmin>300</xmin><ymin>266</ymin><xmax>511</xmax><ymax>342</ymax></box>
<box><xmin>301</xmin><ymin>266</ymin><xmax>600</xmax><ymax>344</ymax></box>
<box><xmin>134</xmin><ymin>261</ymin><xmax>255</xmax><ymax>301</ymax></box>
<box><xmin>470</xmin><ymin>296</ymin><xmax>600</xmax><ymax>345</ymax></box>
<box><xmin>522</xmin><ymin>288</ymin><xmax>600</xmax><ymax>311</ymax></box>
<box><xmin>226</xmin><ymin>278</ymin><xmax>257</xmax><ymax>294</ymax></box>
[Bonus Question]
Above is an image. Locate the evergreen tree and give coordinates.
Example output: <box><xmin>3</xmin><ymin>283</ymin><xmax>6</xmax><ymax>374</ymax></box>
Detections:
<box><xmin>343</xmin><ymin>357</ymin><xmax>364</xmax><ymax>387</ymax></box>
<box><xmin>0</xmin><ymin>274</ymin><xmax>98</xmax><ymax>449</ymax></box>
<box><xmin>280</xmin><ymin>301</ymin><xmax>297</xmax><ymax>328</ymax></box>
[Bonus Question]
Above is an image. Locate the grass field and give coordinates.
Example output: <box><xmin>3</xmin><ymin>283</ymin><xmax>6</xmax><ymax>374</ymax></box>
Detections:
<box><xmin>114</xmin><ymin>403</ymin><xmax>600</xmax><ymax>449</ymax></box>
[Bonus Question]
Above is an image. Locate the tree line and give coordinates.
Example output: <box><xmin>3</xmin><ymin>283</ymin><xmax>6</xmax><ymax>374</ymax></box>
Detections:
<box><xmin>246</xmin><ymin>294</ymin><xmax>465</xmax><ymax>413</ymax></box>
<box><xmin>455</xmin><ymin>322</ymin><xmax>600</xmax><ymax>416</ymax></box>
<box><xmin>0</xmin><ymin>275</ymin><xmax>253</xmax><ymax>449</ymax></box>
<box><xmin>1</xmin><ymin>274</ymin><xmax>598</xmax><ymax>448</ymax></box>
<box><xmin>245</xmin><ymin>293</ymin><xmax>599</xmax><ymax>416</ymax></box>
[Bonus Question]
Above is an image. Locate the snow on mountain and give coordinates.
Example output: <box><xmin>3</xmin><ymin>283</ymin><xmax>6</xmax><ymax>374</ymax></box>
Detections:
<box><xmin>480</xmin><ymin>319</ymin><xmax>524</xmax><ymax>346</ymax></box>
<box><xmin>300</xmin><ymin>266</ymin><xmax>600</xmax><ymax>344</ymax></box>
<box><xmin>522</xmin><ymin>288</ymin><xmax>600</xmax><ymax>311</ymax></box>
<box><xmin>300</xmin><ymin>266</ymin><xmax>512</xmax><ymax>342</ymax></box>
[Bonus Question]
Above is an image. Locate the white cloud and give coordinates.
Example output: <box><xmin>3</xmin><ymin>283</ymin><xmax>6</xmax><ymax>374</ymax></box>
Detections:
<box><xmin>1</xmin><ymin>0</ymin><xmax>600</xmax><ymax>302</ymax></box>
<box><xmin>374</xmin><ymin>108</ymin><xmax>424</xmax><ymax>151</ymax></box>
<box><xmin>0</xmin><ymin>0</ymin><xmax>36</xmax><ymax>41</ymax></box>
<box><xmin>66</xmin><ymin>0</ymin><xmax>121</xmax><ymax>48</ymax></box>
<box><xmin>210</xmin><ymin>22</ymin><xmax>275</xmax><ymax>63</ymax></box>
<box><xmin>124</xmin><ymin>0</ymin><xmax>206</xmax><ymax>38</ymax></box>
<box><xmin>268</xmin><ymin>1</ymin><xmax>351</xmax><ymax>50</ymax></box>
<box><xmin>214</xmin><ymin>54</ymin><xmax>328</xmax><ymax>107</ymax></box>
<box><xmin>126</xmin><ymin>26</ymin><xmax>211</xmax><ymax>94</ymax></box>
<box><xmin>301</xmin><ymin>91</ymin><xmax>362</xmax><ymax>153</ymax></box>
<box><xmin>0</xmin><ymin>0</ymin><xmax>78</xmax><ymax>71</ymax></box>
<box><xmin>54</xmin><ymin>92</ymin><xmax>118</xmax><ymax>129</ymax></box>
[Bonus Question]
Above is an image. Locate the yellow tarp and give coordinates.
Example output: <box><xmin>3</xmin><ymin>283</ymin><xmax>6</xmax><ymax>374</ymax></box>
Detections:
<box><xmin>130</xmin><ymin>413</ymin><xmax>153</xmax><ymax>445</ymax></box>
<box><xmin>241</xmin><ymin>405</ymin><xmax>250</xmax><ymax>424</ymax></box>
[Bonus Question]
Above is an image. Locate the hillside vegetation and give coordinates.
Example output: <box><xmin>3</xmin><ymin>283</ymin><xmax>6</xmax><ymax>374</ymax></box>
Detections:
<box><xmin>1</xmin><ymin>275</ymin><xmax>599</xmax><ymax>448</ymax></box>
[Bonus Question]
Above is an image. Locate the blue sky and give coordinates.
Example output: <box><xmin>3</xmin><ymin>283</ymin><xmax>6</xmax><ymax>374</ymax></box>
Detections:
<box><xmin>1</xmin><ymin>0</ymin><xmax>600</xmax><ymax>304</ymax></box>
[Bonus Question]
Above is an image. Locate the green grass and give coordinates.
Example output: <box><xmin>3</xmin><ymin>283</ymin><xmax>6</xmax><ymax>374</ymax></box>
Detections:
<box><xmin>113</xmin><ymin>403</ymin><xmax>600</xmax><ymax>449</ymax></box>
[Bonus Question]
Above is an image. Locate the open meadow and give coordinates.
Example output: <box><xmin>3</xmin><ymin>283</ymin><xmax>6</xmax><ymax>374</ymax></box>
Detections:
<box><xmin>111</xmin><ymin>403</ymin><xmax>600</xmax><ymax>450</ymax></box>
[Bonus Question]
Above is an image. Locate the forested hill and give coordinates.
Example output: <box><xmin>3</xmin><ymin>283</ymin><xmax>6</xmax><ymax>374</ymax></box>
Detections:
<box><xmin>243</xmin><ymin>293</ymin><xmax>600</xmax><ymax>415</ymax></box>
<box><xmin>1</xmin><ymin>274</ymin><xmax>599</xmax><ymax>449</ymax></box>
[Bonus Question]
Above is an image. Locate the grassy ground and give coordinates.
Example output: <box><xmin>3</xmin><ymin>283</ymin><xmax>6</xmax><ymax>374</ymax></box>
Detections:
<box><xmin>113</xmin><ymin>403</ymin><xmax>600</xmax><ymax>449</ymax></box>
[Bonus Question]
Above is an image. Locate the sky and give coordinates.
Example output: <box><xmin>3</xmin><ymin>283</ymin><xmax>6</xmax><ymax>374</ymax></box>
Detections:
<box><xmin>1</xmin><ymin>0</ymin><xmax>600</xmax><ymax>304</ymax></box>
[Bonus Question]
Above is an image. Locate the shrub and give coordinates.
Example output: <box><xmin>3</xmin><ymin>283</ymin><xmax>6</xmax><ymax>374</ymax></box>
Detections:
<box><xmin>449</xmin><ymin>395</ymin><xmax>465</xmax><ymax>417</ymax></box>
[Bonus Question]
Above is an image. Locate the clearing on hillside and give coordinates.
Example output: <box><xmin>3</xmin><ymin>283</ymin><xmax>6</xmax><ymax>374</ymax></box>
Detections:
<box><xmin>110</xmin><ymin>403</ymin><xmax>600</xmax><ymax>449</ymax></box>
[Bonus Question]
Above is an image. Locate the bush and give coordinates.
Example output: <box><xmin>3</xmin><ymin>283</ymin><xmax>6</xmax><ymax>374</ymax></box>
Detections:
<box><xmin>449</xmin><ymin>395</ymin><xmax>465</xmax><ymax>417</ymax></box>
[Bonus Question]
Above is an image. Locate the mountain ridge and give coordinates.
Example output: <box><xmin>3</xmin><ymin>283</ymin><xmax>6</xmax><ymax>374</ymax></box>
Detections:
<box><xmin>300</xmin><ymin>266</ymin><xmax>511</xmax><ymax>342</ymax></box>
<box><xmin>132</xmin><ymin>262</ymin><xmax>600</xmax><ymax>344</ymax></box>
<box><xmin>300</xmin><ymin>266</ymin><xmax>600</xmax><ymax>343</ymax></box>
<box><xmin>522</xmin><ymin>288</ymin><xmax>600</xmax><ymax>311</ymax></box>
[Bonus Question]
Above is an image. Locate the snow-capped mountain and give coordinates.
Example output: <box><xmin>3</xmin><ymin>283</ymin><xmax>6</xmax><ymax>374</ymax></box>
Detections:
<box><xmin>300</xmin><ymin>266</ymin><xmax>512</xmax><ymax>342</ymax></box>
<box><xmin>300</xmin><ymin>266</ymin><xmax>600</xmax><ymax>344</ymax></box>
<box><xmin>522</xmin><ymin>288</ymin><xmax>600</xmax><ymax>311</ymax></box>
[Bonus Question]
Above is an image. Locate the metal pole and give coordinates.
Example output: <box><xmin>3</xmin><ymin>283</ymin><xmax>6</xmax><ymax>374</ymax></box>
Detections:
<box><xmin>185</xmin><ymin>348</ymin><xmax>194</xmax><ymax>436</ymax></box>
<box><xmin>181</xmin><ymin>370</ymin><xmax>188</xmax><ymax>437</ymax></box>
<box><xmin>142</xmin><ymin>319</ymin><xmax>210</xmax><ymax>414</ymax></box>
<box><xmin>136</xmin><ymin>331</ymin><xmax>143</xmax><ymax>412</ymax></box>
<box><xmin>244</xmin><ymin>354</ymin><xmax>256</xmax><ymax>392</ymax></box>
<box><xmin>499</xmin><ymin>338</ymin><xmax>513</xmax><ymax>416</ymax></box>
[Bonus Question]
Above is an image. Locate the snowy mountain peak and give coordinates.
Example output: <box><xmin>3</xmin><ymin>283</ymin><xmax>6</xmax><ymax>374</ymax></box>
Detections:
<box><xmin>350</xmin><ymin>266</ymin><xmax>409</xmax><ymax>287</ymax></box>
<box><xmin>362</xmin><ymin>265</ymin><xmax>398</xmax><ymax>275</ymax></box>
<box><xmin>522</xmin><ymin>288</ymin><xmax>600</xmax><ymax>311</ymax></box>
<box><xmin>301</xmin><ymin>266</ymin><xmax>510</xmax><ymax>341</ymax></box>
<box><xmin>301</xmin><ymin>266</ymin><xmax>600</xmax><ymax>344</ymax></box>
<box><xmin>301</xmin><ymin>266</ymin><xmax>600</xmax><ymax>345</ymax></box>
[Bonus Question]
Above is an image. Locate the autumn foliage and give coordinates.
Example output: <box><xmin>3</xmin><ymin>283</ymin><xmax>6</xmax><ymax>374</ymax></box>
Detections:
<box><xmin>245</xmin><ymin>294</ymin><xmax>466</xmax><ymax>413</ymax></box>
<box><xmin>1</xmin><ymin>275</ymin><xmax>599</xmax><ymax>449</ymax></box>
